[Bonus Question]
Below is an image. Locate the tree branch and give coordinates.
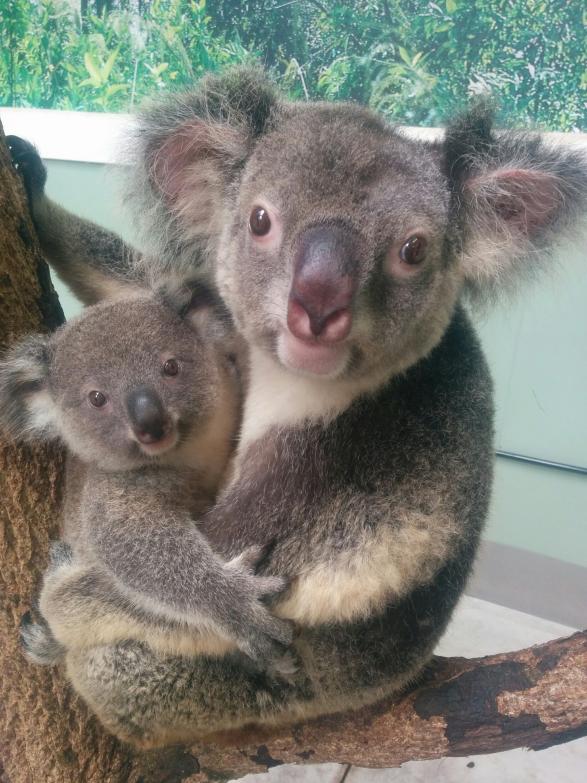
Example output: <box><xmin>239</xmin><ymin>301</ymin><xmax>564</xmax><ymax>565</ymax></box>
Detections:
<box><xmin>183</xmin><ymin>631</ymin><xmax>587</xmax><ymax>781</ymax></box>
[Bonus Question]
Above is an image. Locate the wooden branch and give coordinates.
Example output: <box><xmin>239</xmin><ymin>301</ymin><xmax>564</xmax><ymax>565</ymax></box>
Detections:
<box><xmin>0</xmin><ymin>127</ymin><xmax>585</xmax><ymax>783</ymax></box>
<box><xmin>185</xmin><ymin>631</ymin><xmax>587</xmax><ymax>780</ymax></box>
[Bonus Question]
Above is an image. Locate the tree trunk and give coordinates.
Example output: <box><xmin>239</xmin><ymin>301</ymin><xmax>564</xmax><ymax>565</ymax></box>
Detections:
<box><xmin>0</xmin><ymin>122</ymin><xmax>142</xmax><ymax>783</ymax></box>
<box><xmin>0</xmin><ymin>126</ymin><xmax>585</xmax><ymax>783</ymax></box>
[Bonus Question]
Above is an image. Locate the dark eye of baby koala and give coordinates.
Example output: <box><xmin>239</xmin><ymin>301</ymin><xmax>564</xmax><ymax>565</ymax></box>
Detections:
<box><xmin>249</xmin><ymin>206</ymin><xmax>271</xmax><ymax>236</ymax></box>
<box><xmin>88</xmin><ymin>390</ymin><xmax>106</xmax><ymax>408</ymax></box>
<box><xmin>400</xmin><ymin>235</ymin><xmax>427</xmax><ymax>265</ymax></box>
<box><xmin>163</xmin><ymin>359</ymin><xmax>179</xmax><ymax>377</ymax></box>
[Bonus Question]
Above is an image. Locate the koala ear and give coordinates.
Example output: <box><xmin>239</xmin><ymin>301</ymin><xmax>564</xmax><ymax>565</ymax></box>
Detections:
<box><xmin>444</xmin><ymin>104</ymin><xmax>587</xmax><ymax>301</ymax></box>
<box><xmin>157</xmin><ymin>279</ymin><xmax>234</xmax><ymax>346</ymax></box>
<box><xmin>0</xmin><ymin>334</ymin><xmax>58</xmax><ymax>442</ymax></box>
<box><xmin>129</xmin><ymin>67</ymin><xmax>280</xmax><ymax>272</ymax></box>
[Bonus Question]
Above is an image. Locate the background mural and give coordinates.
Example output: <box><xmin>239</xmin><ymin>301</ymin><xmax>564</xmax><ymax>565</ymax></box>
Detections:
<box><xmin>0</xmin><ymin>0</ymin><xmax>585</xmax><ymax>130</ymax></box>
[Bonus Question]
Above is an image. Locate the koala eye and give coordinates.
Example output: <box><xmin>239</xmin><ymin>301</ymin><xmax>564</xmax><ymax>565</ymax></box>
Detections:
<box><xmin>249</xmin><ymin>206</ymin><xmax>271</xmax><ymax>237</ymax></box>
<box><xmin>399</xmin><ymin>235</ymin><xmax>427</xmax><ymax>266</ymax></box>
<box><xmin>163</xmin><ymin>359</ymin><xmax>179</xmax><ymax>377</ymax></box>
<box><xmin>88</xmin><ymin>390</ymin><xmax>107</xmax><ymax>408</ymax></box>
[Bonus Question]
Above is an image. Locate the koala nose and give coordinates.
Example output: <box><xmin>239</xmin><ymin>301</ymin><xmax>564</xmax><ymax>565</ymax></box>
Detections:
<box><xmin>288</xmin><ymin>224</ymin><xmax>357</xmax><ymax>343</ymax></box>
<box><xmin>126</xmin><ymin>386</ymin><xmax>169</xmax><ymax>444</ymax></box>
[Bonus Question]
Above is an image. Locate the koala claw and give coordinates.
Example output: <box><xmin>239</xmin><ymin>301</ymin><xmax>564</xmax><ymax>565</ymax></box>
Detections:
<box><xmin>226</xmin><ymin>545</ymin><xmax>266</xmax><ymax>573</ymax></box>
<box><xmin>6</xmin><ymin>135</ymin><xmax>47</xmax><ymax>200</ymax></box>
<box><xmin>20</xmin><ymin>611</ymin><xmax>64</xmax><ymax>666</ymax></box>
<box><xmin>267</xmin><ymin>651</ymin><xmax>298</xmax><ymax>681</ymax></box>
<box><xmin>217</xmin><ymin>560</ymin><xmax>293</xmax><ymax>669</ymax></box>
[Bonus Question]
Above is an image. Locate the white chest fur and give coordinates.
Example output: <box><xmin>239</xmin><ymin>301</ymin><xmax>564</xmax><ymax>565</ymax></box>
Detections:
<box><xmin>237</xmin><ymin>345</ymin><xmax>388</xmax><ymax>452</ymax></box>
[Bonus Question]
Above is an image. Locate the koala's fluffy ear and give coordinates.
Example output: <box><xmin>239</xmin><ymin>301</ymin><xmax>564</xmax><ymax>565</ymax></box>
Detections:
<box><xmin>444</xmin><ymin>104</ymin><xmax>587</xmax><ymax>301</ymax></box>
<box><xmin>129</xmin><ymin>67</ymin><xmax>280</xmax><ymax>272</ymax></box>
<box><xmin>0</xmin><ymin>334</ymin><xmax>58</xmax><ymax>442</ymax></box>
<box><xmin>158</xmin><ymin>279</ymin><xmax>234</xmax><ymax>346</ymax></box>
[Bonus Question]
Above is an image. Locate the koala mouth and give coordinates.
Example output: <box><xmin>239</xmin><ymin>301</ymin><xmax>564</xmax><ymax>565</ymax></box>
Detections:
<box><xmin>277</xmin><ymin>329</ymin><xmax>350</xmax><ymax>378</ymax></box>
<box><xmin>134</xmin><ymin>427</ymin><xmax>178</xmax><ymax>456</ymax></box>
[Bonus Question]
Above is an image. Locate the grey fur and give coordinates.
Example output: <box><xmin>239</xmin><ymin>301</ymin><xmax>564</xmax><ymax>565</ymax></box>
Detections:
<box><xmin>20</xmin><ymin>613</ymin><xmax>66</xmax><ymax>666</ymax></box>
<box><xmin>8</xmin><ymin>67</ymin><xmax>587</xmax><ymax>747</ymax></box>
<box><xmin>8</xmin><ymin>135</ymin><xmax>144</xmax><ymax>304</ymax></box>
<box><xmin>0</xmin><ymin>285</ymin><xmax>292</xmax><ymax>670</ymax></box>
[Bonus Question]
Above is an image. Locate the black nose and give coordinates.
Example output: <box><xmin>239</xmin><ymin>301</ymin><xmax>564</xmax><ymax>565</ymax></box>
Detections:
<box><xmin>126</xmin><ymin>386</ymin><xmax>168</xmax><ymax>444</ymax></box>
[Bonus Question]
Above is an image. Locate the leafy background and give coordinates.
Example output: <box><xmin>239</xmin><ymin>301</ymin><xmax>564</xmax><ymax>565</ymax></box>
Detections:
<box><xmin>0</xmin><ymin>0</ymin><xmax>585</xmax><ymax>129</ymax></box>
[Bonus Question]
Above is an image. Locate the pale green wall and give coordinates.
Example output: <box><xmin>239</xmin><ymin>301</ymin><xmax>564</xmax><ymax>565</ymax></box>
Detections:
<box><xmin>489</xmin><ymin>459</ymin><xmax>587</xmax><ymax>569</ymax></box>
<box><xmin>44</xmin><ymin>159</ymin><xmax>587</xmax><ymax>568</ymax></box>
<box><xmin>44</xmin><ymin>160</ymin><xmax>135</xmax><ymax>317</ymax></box>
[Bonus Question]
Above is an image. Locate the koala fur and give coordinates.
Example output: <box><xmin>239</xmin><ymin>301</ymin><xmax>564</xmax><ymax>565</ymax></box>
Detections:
<box><xmin>0</xmin><ymin>284</ymin><xmax>293</xmax><ymax>669</ymax></box>
<box><xmin>7</xmin><ymin>68</ymin><xmax>587</xmax><ymax>747</ymax></box>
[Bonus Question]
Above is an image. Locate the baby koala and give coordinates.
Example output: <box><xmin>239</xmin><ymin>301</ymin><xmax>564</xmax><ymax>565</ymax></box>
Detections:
<box><xmin>0</xmin><ymin>281</ymin><xmax>291</xmax><ymax>669</ymax></box>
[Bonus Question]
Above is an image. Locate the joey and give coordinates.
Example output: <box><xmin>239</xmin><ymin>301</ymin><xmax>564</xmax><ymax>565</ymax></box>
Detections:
<box><xmin>0</xmin><ymin>283</ymin><xmax>291</xmax><ymax>669</ymax></box>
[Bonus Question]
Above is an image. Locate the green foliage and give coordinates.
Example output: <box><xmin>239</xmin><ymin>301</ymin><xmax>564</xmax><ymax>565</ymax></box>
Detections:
<box><xmin>0</xmin><ymin>0</ymin><xmax>585</xmax><ymax>130</ymax></box>
<box><xmin>0</xmin><ymin>0</ymin><xmax>253</xmax><ymax>111</ymax></box>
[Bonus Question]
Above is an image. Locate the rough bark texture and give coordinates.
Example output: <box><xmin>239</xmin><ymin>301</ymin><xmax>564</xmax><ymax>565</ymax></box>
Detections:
<box><xmin>0</xmin><ymin>126</ymin><xmax>585</xmax><ymax>783</ymax></box>
<box><xmin>0</xmin><ymin>121</ymin><xmax>139</xmax><ymax>783</ymax></box>
<box><xmin>191</xmin><ymin>631</ymin><xmax>587</xmax><ymax>781</ymax></box>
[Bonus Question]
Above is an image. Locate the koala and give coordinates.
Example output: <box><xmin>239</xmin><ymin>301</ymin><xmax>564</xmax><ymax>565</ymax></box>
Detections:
<box><xmin>7</xmin><ymin>68</ymin><xmax>587</xmax><ymax>748</ymax></box>
<box><xmin>0</xmin><ymin>282</ymin><xmax>293</xmax><ymax>672</ymax></box>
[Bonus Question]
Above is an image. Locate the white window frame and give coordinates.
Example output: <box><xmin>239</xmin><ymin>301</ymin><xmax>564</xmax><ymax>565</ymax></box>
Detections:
<box><xmin>1</xmin><ymin>107</ymin><xmax>134</xmax><ymax>164</ymax></box>
<box><xmin>2</xmin><ymin>106</ymin><xmax>585</xmax><ymax>165</ymax></box>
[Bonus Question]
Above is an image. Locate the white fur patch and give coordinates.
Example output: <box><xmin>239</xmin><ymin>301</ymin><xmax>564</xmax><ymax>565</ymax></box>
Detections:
<box><xmin>26</xmin><ymin>389</ymin><xmax>59</xmax><ymax>436</ymax></box>
<box><xmin>93</xmin><ymin>276</ymin><xmax>148</xmax><ymax>303</ymax></box>
<box><xmin>237</xmin><ymin>345</ymin><xmax>391</xmax><ymax>451</ymax></box>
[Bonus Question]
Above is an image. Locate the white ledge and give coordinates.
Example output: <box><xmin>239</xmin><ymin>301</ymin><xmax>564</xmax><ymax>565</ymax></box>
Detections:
<box><xmin>1</xmin><ymin>106</ymin><xmax>585</xmax><ymax>165</ymax></box>
<box><xmin>0</xmin><ymin>107</ymin><xmax>134</xmax><ymax>164</ymax></box>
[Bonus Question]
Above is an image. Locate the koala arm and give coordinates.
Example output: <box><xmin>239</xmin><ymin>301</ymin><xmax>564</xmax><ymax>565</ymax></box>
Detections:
<box><xmin>80</xmin><ymin>472</ymin><xmax>291</xmax><ymax>664</ymax></box>
<box><xmin>7</xmin><ymin>136</ymin><xmax>143</xmax><ymax>304</ymax></box>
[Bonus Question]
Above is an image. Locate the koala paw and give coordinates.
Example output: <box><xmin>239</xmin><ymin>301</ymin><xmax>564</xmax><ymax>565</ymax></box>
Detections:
<box><xmin>223</xmin><ymin>566</ymin><xmax>293</xmax><ymax>670</ymax></box>
<box><xmin>6</xmin><ymin>135</ymin><xmax>47</xmax><ymax>202</ymax></box>
<box><xmin>20</xmin><ymin>611</ymin><xmax>65</xmax><ymax>666</ymax></box>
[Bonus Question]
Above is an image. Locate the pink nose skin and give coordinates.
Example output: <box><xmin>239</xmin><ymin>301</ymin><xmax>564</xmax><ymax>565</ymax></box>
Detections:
<box><xmin>288</xmin><ymin>268</ymin><xmax>355</xmax><ymax>342</ymax></box>
<box><xmin>288</xmin><ymin>223</ymin><xmax>358</xmax><ymax>343</ymax></box>
<box><xmin>287</xmin><ymin>297</ymin><xmax>352</xmax><ymax>343</ymax></box>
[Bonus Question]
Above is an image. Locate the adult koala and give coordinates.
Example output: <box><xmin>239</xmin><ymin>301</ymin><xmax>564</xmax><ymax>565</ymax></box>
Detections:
<box><xmin>8</xmin><ymin>68</ymin><xmax>587</xmax><ymax>747</ymax></box>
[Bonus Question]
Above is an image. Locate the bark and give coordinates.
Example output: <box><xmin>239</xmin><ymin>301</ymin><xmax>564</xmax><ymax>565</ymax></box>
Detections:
<box><xmin>0</xmin><ymin>126</ymin><xmax>585</xmax><ymax>783</ymax></box>
<box><xmin>193</xmin><ymin>631</ymin><xmax>587</xmax><ymax>781</ymax></box>
<box><xmin>0</xmin><ymin>122</ymin><xmax>137</xmax><ymax>783</ymax></box>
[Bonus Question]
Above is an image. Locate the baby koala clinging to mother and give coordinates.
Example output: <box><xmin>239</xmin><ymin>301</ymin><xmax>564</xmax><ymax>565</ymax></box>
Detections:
<box><xmin>0</xmin><ymin>282</ymin><xmax>292</xmax><ymax>673</ymax></box>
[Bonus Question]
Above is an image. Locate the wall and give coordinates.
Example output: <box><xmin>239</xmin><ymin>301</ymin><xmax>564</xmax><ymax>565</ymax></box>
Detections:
<box><xmin>43</xmin><ymin>158</ymin><xmax>587</xmax><ymax>569</ymax></box>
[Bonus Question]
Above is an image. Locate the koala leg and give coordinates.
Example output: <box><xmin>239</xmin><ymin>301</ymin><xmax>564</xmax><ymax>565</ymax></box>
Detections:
<box><xmin>63</xmin><ymin>618</ymin><xmax>432</xmax><ymax>749</ymax></box>
<box><xmin>65</xmin><ymin>642</ymin><xmax>312</xmax><ymax>748</ymax></box>
<box><xmin>18</xmin><ymin>542</ymin><xmax>73</xmax><ymax>665</ymax></box>
<box><xmin>38</xmin><ymin>558</ymin><xmax>200</xmax><ymax>656</ymax></box>
<box><xmin>7</xmin><ymin>135</ymin><xmax>145</xmax><ymax>305</ymax></box>
<box><xmin>60</xmin><ymin>556</ymin><xmax>465</xmax><ymax>748</ymax></box>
